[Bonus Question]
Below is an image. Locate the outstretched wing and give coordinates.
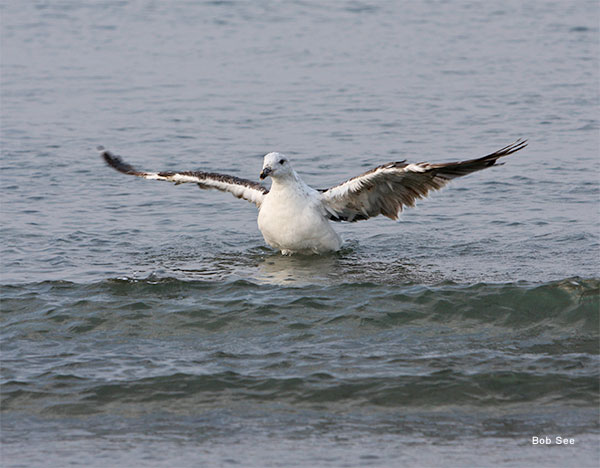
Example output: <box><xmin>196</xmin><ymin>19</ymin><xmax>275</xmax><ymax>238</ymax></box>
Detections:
<box><xmin>100</xmin><ymin>147</ymin><xmax>268</xmax><ymax>207</ymax></box>
<box><xmin>320</xmin><ymin>139</ymin><xmax>527</xmax><ymax>222</ymax></box>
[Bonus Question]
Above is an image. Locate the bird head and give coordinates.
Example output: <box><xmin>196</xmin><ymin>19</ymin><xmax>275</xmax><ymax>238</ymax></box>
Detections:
<box><xmin>260</xmin><ymin>152</ymin><xmax>292</xmax><ymax>180</ymax></box>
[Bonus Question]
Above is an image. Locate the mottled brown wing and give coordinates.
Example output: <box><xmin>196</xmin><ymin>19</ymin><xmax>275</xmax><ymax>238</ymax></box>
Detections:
<box><xmin>320</xmin><ymin>139</ymin><xmax>527</xmax><ymax>222</ymax></box>
<box><xmin>100</xmin><ymin>147</ymin><xmax>268</xmax><ymax>207</ymax></box>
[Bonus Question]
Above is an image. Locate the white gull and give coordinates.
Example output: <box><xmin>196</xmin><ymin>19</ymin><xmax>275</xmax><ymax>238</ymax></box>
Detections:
<box><xmin>100</xmin><ymin>140</ymin><xmax>527</xmax><ymax>255</ymax></box>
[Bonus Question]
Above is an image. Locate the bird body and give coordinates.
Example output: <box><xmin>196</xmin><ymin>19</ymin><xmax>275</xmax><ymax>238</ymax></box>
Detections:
<box><xmin>100</xmin><ymin>140</ymin><xmax>527</xmax><ymax>255</ymax></box>
<box><xmin>257</xmin><ymin>162</ymin><xmax>342</xmax><ymax>254</ymax></box>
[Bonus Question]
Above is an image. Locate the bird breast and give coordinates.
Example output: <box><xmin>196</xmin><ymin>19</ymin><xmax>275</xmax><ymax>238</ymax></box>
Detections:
<box><xmin>257</xmin><ymin>184</ymin><xmax>334</xmax><ymax>251</ymax></box>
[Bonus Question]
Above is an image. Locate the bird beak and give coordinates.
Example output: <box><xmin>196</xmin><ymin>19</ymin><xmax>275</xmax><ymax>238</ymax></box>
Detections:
<box><xmin>259</xmin><ymin>167</ymin><xmax>272</xmax><ymax>180</ymax></box>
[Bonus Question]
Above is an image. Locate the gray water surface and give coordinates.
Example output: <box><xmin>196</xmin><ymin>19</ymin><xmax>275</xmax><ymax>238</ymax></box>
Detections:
<box><xmin>1</xmin><ymin>1</ymin><xmax>599</xmax><ymax>467</ymax></box>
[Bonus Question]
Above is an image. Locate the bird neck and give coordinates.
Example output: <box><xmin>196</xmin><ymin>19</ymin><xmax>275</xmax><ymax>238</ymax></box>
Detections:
<box><xmin>270</xmin><ymin>170</ymin><xmax>309</xmax><ymax>193</ymax></box>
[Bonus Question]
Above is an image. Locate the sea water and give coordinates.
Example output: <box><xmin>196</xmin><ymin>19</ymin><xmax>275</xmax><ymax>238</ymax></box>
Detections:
<box><xmin>1</xmin><ymin>1</ymin><xmax>598</xmax><ymax>467</ymax></box>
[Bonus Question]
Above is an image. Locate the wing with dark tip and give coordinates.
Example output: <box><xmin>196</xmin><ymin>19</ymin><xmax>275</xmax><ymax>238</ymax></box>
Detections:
<box><xmin>319</xmin><ymin>139</ymin><xmax>527</xmax><ymax>222</ymax></box>
<box><xmin>99</xmin><ymin>147</ymin><xmax>268</xmax><ymax>207</ymax></box>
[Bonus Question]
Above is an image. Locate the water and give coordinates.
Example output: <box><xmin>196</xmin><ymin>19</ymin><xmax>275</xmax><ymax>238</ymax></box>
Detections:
<box><xmin>1</xmin><ymin>1</ymin><xmax>599</xmax><ymax>467</ymax></box>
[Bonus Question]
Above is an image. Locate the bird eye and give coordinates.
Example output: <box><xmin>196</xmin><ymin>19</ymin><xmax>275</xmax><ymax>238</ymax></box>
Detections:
<box><xmin>279</xmin><ymin>159</ymin><xmax>285</xmax><ymax>165</ymax></box>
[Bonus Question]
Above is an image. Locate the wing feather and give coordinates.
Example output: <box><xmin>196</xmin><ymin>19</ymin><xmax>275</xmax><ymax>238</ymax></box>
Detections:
<box><xmin>320</xmin><ymin>139</ymin><xmax>527</xmax><ymax>222</ymax></box>
<box><xmin>100</xmin><ymin>147</ymin><xmax>268</xmax><ymax>207</ymax></box>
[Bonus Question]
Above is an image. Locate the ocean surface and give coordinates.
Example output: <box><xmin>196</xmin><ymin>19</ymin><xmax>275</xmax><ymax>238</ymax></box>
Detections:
<box><xmin>1</xmin><ymin>1</ymin><xmax>599</xmax><ymax>467</ymax></box>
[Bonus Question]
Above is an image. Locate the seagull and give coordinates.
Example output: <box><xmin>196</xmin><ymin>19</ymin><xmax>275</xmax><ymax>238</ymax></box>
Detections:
<box><xmin>100</xmin><ymin>139</ymin><xmax>527</xmax><ymax>255</ymax></box>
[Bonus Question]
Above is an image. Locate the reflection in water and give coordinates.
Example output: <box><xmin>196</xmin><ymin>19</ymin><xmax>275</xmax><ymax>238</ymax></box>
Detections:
<box><xmin>136</xmin><ymin>238</ymin><xmax>444</xmax><ymax>285</ymax></box>
<box><xmin>256</xmin><ymin>251</ymin><xmax>342</xmax><ymax>285</ymax></box>
<box><xmin>251</xmin><ymin>243</ymin><xmax>443</xmax><ymax>286</ymax></box>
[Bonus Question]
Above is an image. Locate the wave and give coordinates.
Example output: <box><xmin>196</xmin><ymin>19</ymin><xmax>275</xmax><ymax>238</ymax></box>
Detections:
<box><xmin>2</xmin><ymin>276</ymin><xmax>598</xmax><ymax>420</ymax></box>
<box><xmin>2</xmin><ymin>369</ymin><xmax>598</xmax><ymax>415</ymax></box>
<box><xmin>1</xmin><ymin>276</ymin><xmax>598</xmax><ymax>329</ymax></box>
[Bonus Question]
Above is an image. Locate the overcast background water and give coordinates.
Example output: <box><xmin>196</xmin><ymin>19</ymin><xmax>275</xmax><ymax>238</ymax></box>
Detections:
<box><xmin>1</xmin><ymin>1</ymin><xmax>599</xmax><ymax>467</ymax></box>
